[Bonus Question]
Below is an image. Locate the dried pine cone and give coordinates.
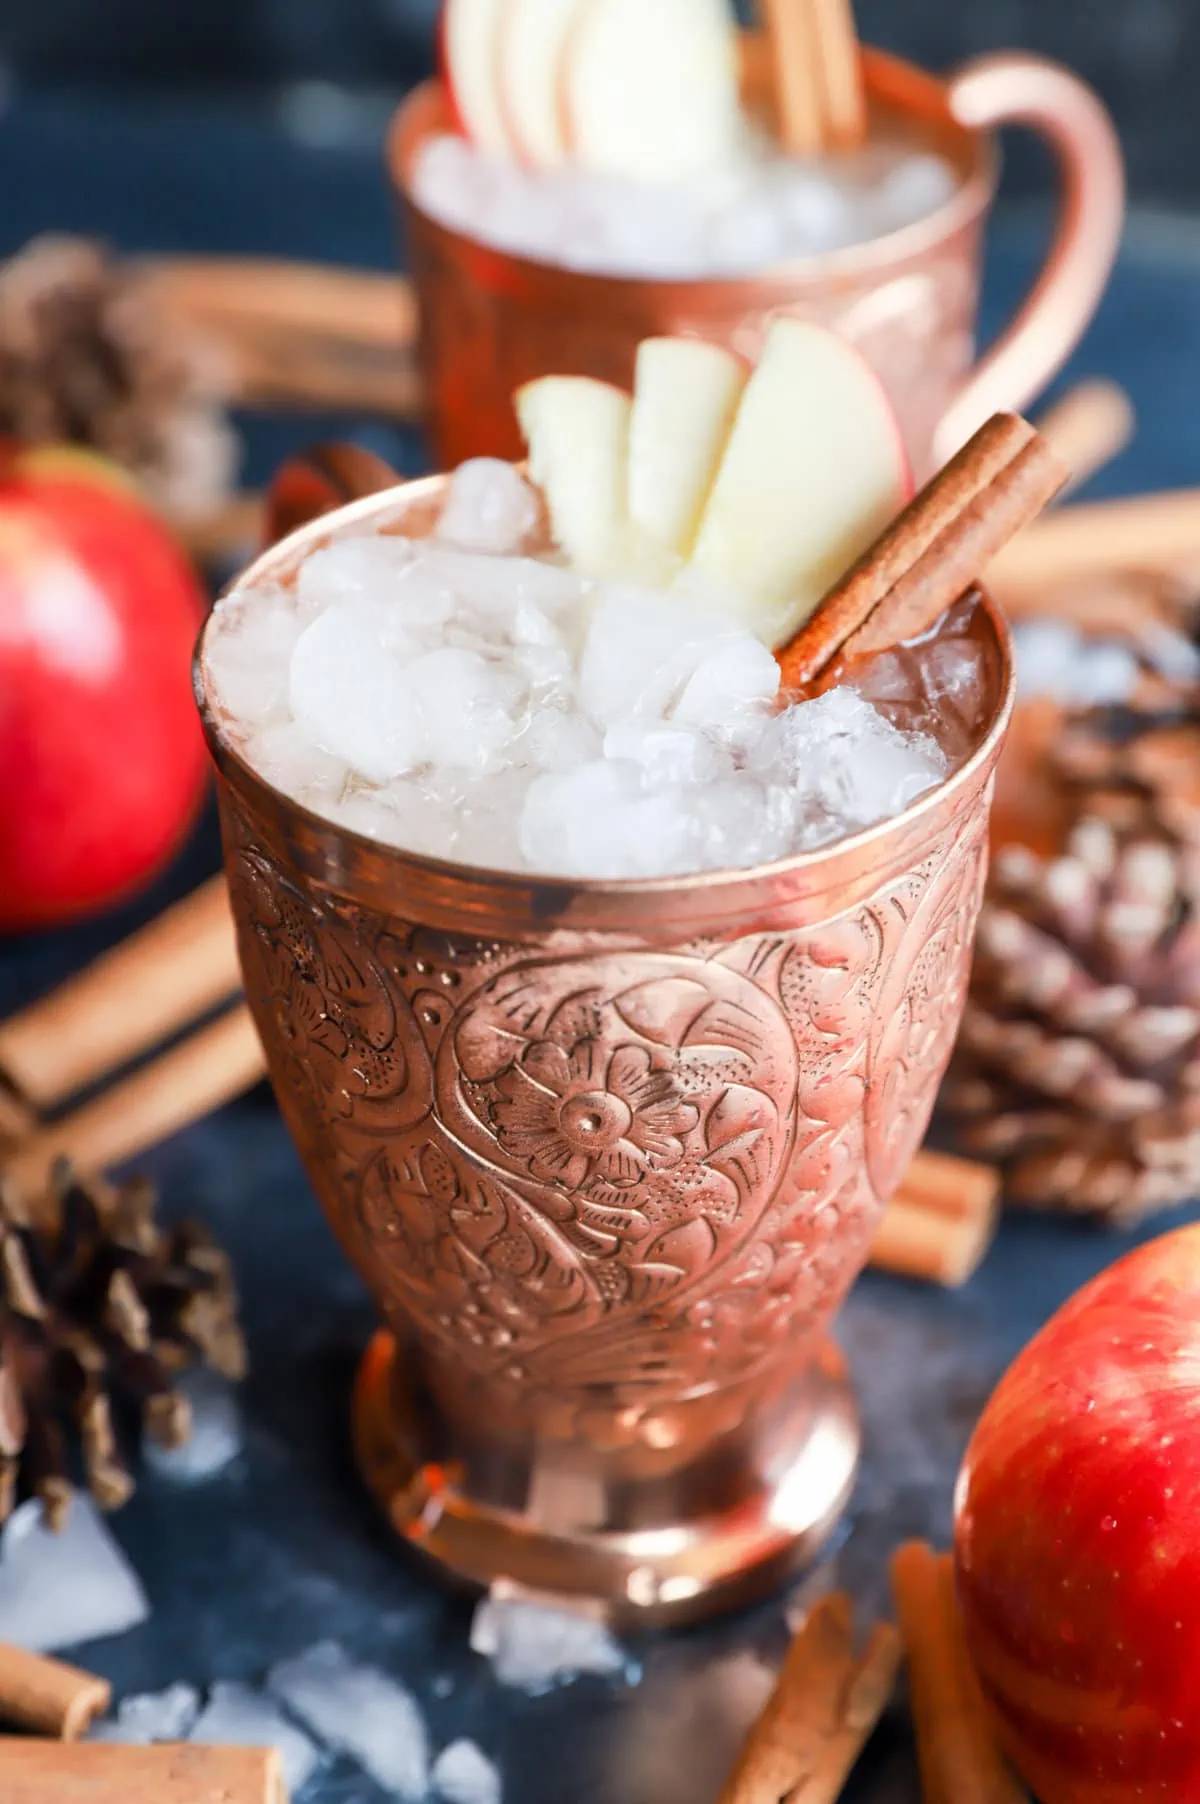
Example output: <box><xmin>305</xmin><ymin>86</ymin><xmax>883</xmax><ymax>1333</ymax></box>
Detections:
<box><xmin>0</xmin><ymin>1162</ymin><xmax>246</xmax><ymax>1528</ymax></box>
<box><xmin>0</xmin><ymin>235</ymin><xmax>236</xmax><ymax>517</ymax></box>
<box><xmin>946</xmin><ymin>705</ymin><xmax>1200</xmax><ymax>1223</ymax></box>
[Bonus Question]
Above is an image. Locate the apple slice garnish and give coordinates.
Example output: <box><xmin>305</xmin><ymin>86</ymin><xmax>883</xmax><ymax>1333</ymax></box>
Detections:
<box><xmin>684</xmin><ymin>319</ymin><xmax>913</xmax><ymax>646</ymax></box>
<box><xmin>563</xmin><ymin>0</ymin><xmax>742</xmax><ymax>182</ymax></box>
<box><xmin>499</xmin><ymin>0</ymin><xmax>583</xmax><ymax>167</ymax></box>
<box><xmin>516</xmin><ymin>375</ymin><xmax>632</xmax><ymax>575</ymax></box>
<box><xmin>627</xmin><ymin>337</ymin><xmax>747</xmax><ymax>563</ymax></box>
<box><xmin>440</xmin><ymin>0</ymin><xmax>513</xmax><ymax>157</ymax></box>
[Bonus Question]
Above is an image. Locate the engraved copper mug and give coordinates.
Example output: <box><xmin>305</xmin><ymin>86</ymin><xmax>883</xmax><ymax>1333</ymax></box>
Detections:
<box><xmin>389</xmin><ymin>40</ymin><xmax>1124</xmax><ymax>480</ymax></box>
<box><xmin>195</xmin><ymin>461</ymin><xmax>1015</xmax><ymax>1626</ymax></box>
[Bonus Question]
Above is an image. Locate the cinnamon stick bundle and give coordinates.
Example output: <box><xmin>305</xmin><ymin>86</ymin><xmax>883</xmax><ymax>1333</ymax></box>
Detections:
<box><xmin>987</xmin><ymin>486</ymin><xmax>1200</xmax><ymax>597</ymax></box>
<box><xmin>871</xmin><ymin>1151</ymin><xmax>1000</xmax><ymax>1288</ymax></box>
<box><xmin>1035</xmin><ymin>379</ymin><xmax>1134</xmax><ymax>498</ymax></box>
<box><xmin>0</xmin><ymin>878</ymin><xmax>241</xmax><ymax>1114</ymax></box>
<box><xmin>0</xmin><ymin>1643</ymin><xmax>110</xmax><ymax>1739</ymax></box>
<box><xmin>762</xmin><ymin>0</ymin><xmax>868</xmax><ymax>155</ymax></box>
<box><xmin>4</xmin><ymin>1005</ymin><xmax>266</xmax><ymax>1205</ymax></box>
<box><xmin>716</xmin><ymin>1592</ymin><xmax>900</xmax><ymax>1804</ymax></box>
<box><xmin>3</xmin><ymin>1741</ymin><xmax>286</xmax><ymax>1804</ymax></box>
<box><xmin>891</xmin><ymin>1542</ymin><xmax>1027</xmax><ymax>1804</ymax></box>
<box><xmin>779</xmin><ymin>413</ymin><xmax>1069</xmax><ymax>690</ymax></box>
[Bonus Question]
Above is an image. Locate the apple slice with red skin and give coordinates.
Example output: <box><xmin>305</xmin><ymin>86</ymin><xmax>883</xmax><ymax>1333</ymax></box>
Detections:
<box><xmin>627</xmin><ymin>337</ymin><xmax>747</xmax><ymax>562</ymax></box>
<box><xmin>684</xmin><ymin>318</ymin><xmax>913</xmax><ymax>646</ymax></box>
<box><xmin>440</xmin><ymin>0</ymin><xmax>513</xmax><ymax>156</ymax></box>
<box><xmin>563</xmin><ymin>0</ymin><xmax>742</xmax><ymax>181</ymax></box>
<box><xmin>955</xmin><ymin>1223</ymin><xmax>1200</xmax><ymax>1804</ymax></box>
<box><xmin>516</xmin><ymin>374</ymin><xmax>632</xmax><ymax>575</ymax></box>
<box><xmin>499</xmin><ymin>0</ymin><xmax>582</xmax><ymax>167</ymax></box>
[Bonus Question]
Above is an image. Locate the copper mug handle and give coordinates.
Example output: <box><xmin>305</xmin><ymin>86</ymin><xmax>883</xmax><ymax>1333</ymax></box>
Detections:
<box><xmin>934</xmin><ymin>52</ymin><xmax>1125</xmax><ymax>465</ymax></box>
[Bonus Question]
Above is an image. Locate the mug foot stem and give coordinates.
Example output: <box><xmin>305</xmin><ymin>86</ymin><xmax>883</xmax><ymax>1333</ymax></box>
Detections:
<box><xmin>351</xmin><ymin>1332</ymin><xmax>860</xmax><ymax>1629</ymax></box>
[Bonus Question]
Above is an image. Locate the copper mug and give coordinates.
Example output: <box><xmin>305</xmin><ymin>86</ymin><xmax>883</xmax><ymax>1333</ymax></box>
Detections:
<box><xmin>196</xmin><ymin>459</ymin><xmax>1015</xmax><ymax>1625</ymax></box>
<box><xmin>390</xmin><ymin>41</ymin><xmax>1124</xmax><ymax>480</ymax></box>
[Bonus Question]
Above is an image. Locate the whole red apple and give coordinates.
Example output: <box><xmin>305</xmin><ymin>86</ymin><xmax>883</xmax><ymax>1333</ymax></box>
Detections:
<box><xmin>955</xmin><ymin>1224</ymin><xmax>1200</xmax><ymax>1804</ymax></box>
<box><xmin>0</xmin><ymin>447</ymin><xmax>207</xmax><ymax>929</ymax></box>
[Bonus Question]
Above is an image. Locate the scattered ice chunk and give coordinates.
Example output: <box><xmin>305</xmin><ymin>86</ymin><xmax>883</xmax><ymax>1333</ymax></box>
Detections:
<box><xmin>88</xmin><ymin>1683</ymin><xmax>200</xmax><ymax>1744</ymax></box>
<box><xmin>470</xmin><ymin>1595</ymin><xmax>630</xmax><ymax>1694</ymax></box>
<box><xmin>437</xmin><ymin>459</ymin><xmax>539</xmax><ymax>555</ymax></box>
<box><xmin>0</xmin><ymin>1494</ymin><xmax>149</xmax><ymax>1653</ymax></box>
<box><xmin>1012</xmin><ymin>619</ymin><xmax>1141</xmax><ymax>707</ymax></box>
<box><xmin>432</xmin><ymin>1739</ymin><xmax>502</xmax><ymax>1804</ymax></box>
<box><xmin>191</xmin><ymin>1682</ymin><xmax>321</xmax><ymax>1794</ymax></box>
<box><xmin>143</xmin><ymin>1369</ymin><xmax>242</xmax><ymax>1485</ymax></box>
<box><xmin>268</xmin><ymin>1642</ymin><xmax>429</xmax><ymax>1800</ymax></box>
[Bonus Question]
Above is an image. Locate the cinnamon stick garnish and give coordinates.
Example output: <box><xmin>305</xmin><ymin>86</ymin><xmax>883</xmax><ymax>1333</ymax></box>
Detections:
<box><xmin>0</xmin><ymin>1643</ymin><xmax>110</xmax><ymax>1739</ymax></box>
<box><xmin>891</xmin><ymin>1542</ymin><xmax>1027</xmax><ymax>1804</ymax></box>
<box><xmin>4</xmin><ymin>1741</ymin><xmax>286</xmax><ymax>1804</ymax></box>
<box><xmin>0</xmin><ymin>878</ymin><xmax>241</xmax><ymax>1114</ymax></box>
<box><xmin>4</xmin><ymin>1004</ymin><xmax>266</xmax><ymax>1204</ymax></box>
<box><xmin>762</xmin><ymin>0</ymin><xmax>867</xmax><ymax>156</ymax></box>
<box><xmin>1035</xmin><ymin>379</ymin><xmax>1134</xmax><ymax>498</ymax></box>
<box><xmin>717</xmin><ymin>1592</ymin><xmax>901</xmax><ymax>1804</ymax></box>
<box><xmin>778</xmin><ymin>414</ymin><xmax>1069</xmax><ymax>691</ymax></box>
<box><xmin>870</xmin><ymin>1150</ymin><xmax>1001</xmax><ymax>1288</ymax></box>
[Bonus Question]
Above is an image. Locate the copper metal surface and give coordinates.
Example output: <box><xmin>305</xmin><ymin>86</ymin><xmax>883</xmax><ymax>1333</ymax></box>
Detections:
<box><xmin>389</xmin><ymin>43</ymin><xmax>1123</xmax><ymax>480</ymax></box>
<box><xmin>196</xmin><ymin>474</ymin><xmax>1014</xmax><ymax>1623</ymax></box>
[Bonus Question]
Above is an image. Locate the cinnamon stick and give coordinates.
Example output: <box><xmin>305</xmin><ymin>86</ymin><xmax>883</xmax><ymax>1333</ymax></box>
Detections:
<box><xmin>716</xmin><ymin>1592</ymin><xmax>901</xmax><ymax>1804</ymax></box>
<box><xmin>762</xmin><ymin>0</ymin><xmax>867</xmax><ymax>156</ymax></box>
<box><xmin>1035</xmin><ymin>379</ymin><xmax>1134</xmax><ymax>497</ymax></box>
<box><xmin>891</xmin><ymin>1542</ymin><xmax>1027</xmax><ymax>1804</ymax></box>
<box><xmin>0</xmin><ymin>1643</ymin><xmax>110</xmax><ymax>1739</ymax></box>
<box><xmin>0</xmin><ymin>878</ymin><xmax>241</xmax><ymax>1113</ymax></box>
<box><xmin>4</xmin><ymin>1005</ymin><xmax>266</xmax><ymax>1204</ymax></box>
<box><xmin>778</xmin><ymin>414</ymin><xmax>1069</xmax><ymax>690</ymax></box>
<box><xmin>3</xmin><ymin>1741</ymin><xmax>286</xmax><ymax>1804</ymax></box>
<box><xmin>869</xmin><ymin>1151</ymin><xmax>1001</xmax><ymax>1287</ymax></box>
<box><xmin>987</xmin><ymin>487</ymin><xmax>1200</xmax><ymax>596</ymax></box>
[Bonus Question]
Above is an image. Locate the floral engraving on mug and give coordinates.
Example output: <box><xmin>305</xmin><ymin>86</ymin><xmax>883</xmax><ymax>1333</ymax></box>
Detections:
<box><xmin>223</xmin><ymin>784</ymin><xmax>987</xmax><ymax>1438</ymax></box>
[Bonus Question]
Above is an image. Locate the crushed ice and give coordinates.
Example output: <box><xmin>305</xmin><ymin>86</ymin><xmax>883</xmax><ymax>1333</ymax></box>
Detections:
<box><xmin>191</xmin><ymin>1681</ymin><xmax>321</xmax><ymax>1794</ymax></box>
<box><xmin>88</xmin><ymin>1682</ymin><xmax>201</xmax><ymax>1744</ymax></box>
<box><xmin>411</xmin><ymin>131</ymin><xmax>958</xmax><ymax>280</ymax></box>
<box><xmin>432</xmin><ymin>1738</ymin><xmax>503</xmax><ymax>1804</ymax></box>
<box><xmin>470</xmin><ymin>1594</ymin><xmax>633</xmax><ymax>1694</ymax></box>
<box><xmin>205</xmin><ymin>465</ymin><xmax>978</xmax><ymax>880</ymax></box>
<box><xmin>268</xmin><ymin>1640</ymin><xmax>429</xmax><ymax>1800</ymax></box>
<box><xmin>0</xmin><ymin>1494</ymin><xmax>149</xmax><ymax>1653</ymax></box>
<box><xmin>142</xmin><ymin>1368</ymin><xmax>242</xmax><ymax>1485</ymax></box>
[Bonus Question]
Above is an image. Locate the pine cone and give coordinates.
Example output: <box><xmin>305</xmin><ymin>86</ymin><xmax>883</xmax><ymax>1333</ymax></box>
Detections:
<box><xmin>0</xmin><ymin>235</ymin><xmax>237</xmax><ymax>517</ymax></box>
<box><xmin>0</xmin><ymin>1162</ymin><xmax>247</xmax><ymax>1529</ymax></box>
<box><xmin>946</xmin><ymin>700</ymin><xmax>1200</xmax><ymax>1224</ymax></box>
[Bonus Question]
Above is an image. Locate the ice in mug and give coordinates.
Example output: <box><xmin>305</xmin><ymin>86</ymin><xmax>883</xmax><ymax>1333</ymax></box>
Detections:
<box><xmin>202</xmin><ymin>456</ymin><xmax>992</xmax><ymax>881</ymax></box>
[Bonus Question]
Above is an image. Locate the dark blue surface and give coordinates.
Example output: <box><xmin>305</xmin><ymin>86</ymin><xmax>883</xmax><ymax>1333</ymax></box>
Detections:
<box><xmin>2</xmin><ymin>93</ymin><xmax>1199</xmax><ymax>1801</ymax></box>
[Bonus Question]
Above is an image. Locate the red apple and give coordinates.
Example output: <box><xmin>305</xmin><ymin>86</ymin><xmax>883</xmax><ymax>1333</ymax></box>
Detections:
<box><xmin>955</xmin><ymin>1224</ymin><xmax>1200</xmax><ymax>1804</ymax></box>
<box><xmin>0</xmin><ymin>446</ymin><xmax>208</xmax><ymax>930</ymax></box>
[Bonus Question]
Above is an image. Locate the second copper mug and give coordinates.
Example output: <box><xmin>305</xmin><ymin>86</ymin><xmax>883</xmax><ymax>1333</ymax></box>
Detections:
<box><xmin>390</xmin><ymin>39</ymin><xmax>1124</xmax><ymax>480</ymax></box>
<box><xmin>198</xmin><ymin>458</ymin><xmax>1014</xmax><ymax>1627</ymax></box>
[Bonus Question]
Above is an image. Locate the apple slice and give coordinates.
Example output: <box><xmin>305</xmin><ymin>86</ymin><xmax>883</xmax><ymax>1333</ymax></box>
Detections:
<box><xmin>627</xmin><ymin>338</ymin><xmax>747</xmax><ymax>563</ymax></box>
<box><xmin>440</xmin><ymin>0</ymin><xmax>513</xmax><ymax>157</ymax></box>
<box><xmin>499</xmin><ymin>0</ymin><xmax>583</xmax><ymax>167</ymax></box>
<box><xmin>516</xmin><ymin>375</ymin><xmax>632</xmax><ymax>575</ymax></box>
<box><xmin>684</xmin><ymin>319</ymin><xmax>913</xmax><ymax>646</ymax></box>
<box><xmin>563</xmin><ymin>0</ymin><xmax>742</xmax><ymax>182</ymax></box>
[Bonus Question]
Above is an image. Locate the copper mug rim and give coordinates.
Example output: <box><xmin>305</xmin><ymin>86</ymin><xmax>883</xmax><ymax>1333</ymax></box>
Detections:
<box><xmin>387</xmin><ymin>43</ymin><xmax>998</xmax><ymax>300</ymax></box>
<box><xmin>195</xmin><ymin>470</ymin><xmax>1015</xmax><ymax>939</ymax></box>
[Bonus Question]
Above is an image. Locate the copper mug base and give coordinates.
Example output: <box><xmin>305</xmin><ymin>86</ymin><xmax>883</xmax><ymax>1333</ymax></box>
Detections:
<box><xmin>198</xmin><ymin>472</ymin><xmax>1014</xmax><ymax>1629</ymax></box>
<box><xmin>353</xmin><ymin>1330</ymin><xmax>858</xmax><ymax>1627</ymax></box>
